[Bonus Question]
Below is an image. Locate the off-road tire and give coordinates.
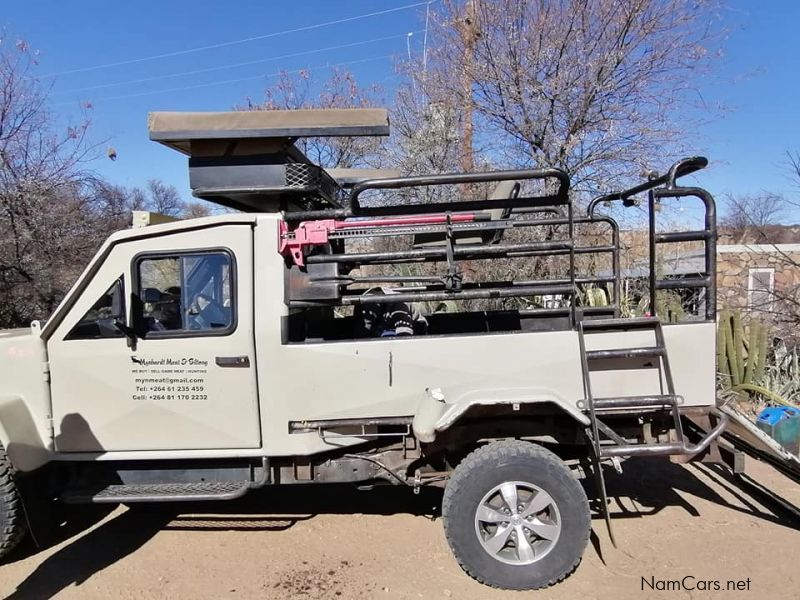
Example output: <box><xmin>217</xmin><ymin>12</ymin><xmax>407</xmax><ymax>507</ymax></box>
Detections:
<box><xmin>0</xmin><ymin>443</ymin><xmax>26</xmax><ymax>559</ymax></box>
<box><xmin>442</xmin><ymin>439</ymin><xmax>590</xmax><ymax>590</ymax></box>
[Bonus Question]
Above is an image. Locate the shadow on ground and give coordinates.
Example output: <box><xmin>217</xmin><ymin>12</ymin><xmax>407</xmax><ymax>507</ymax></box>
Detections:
<box><xmin>2</xmin><ymin>485</ymin><xmax>442</xmax><ymax>600</ymax></box>
<box><xmin>585</xmin><ymin>457</ymin><xmax>800</xmax><ymax>563</ymax></box>
<box><xmin>3</xmin><ymin>459</ymin><xmax>798</xmax><ymax>599</ymax></box>
<box><xmin>600</xmin><ymin>457</ymin><xmax>800</xmax><ymax>528</ymax></box>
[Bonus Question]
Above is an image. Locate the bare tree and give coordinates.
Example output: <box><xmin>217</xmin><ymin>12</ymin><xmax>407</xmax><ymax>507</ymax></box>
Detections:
<box><xmin>145</xmin><ymin>179</ymin><xmax>185</xmax><ymax>216</ymax></box>
<box><xmin>89</xmin><ymin>179</ymin><xmax>206</xmax><ymax>223</ymax></box>
<box><xmin>713</xmin><ymin>155</ymin><xmax>800</xmax><ymax>336</ymax></box>
<box><xmin>0</xmin><ymin>38</ymin><xmax>215</xmax><ymax>327</ymax></box>
<box><xmin>0</xmin><ymin>37</ymin><xmax>102</xmax><ymax>327</ymax></box>
<box><xmin>720</xmin><ymin>192</ymin><xmax>785</xmax><ymax>240</ymax></box>
<box><xmin>240</xmin><ymin>68</ymin><xmax>385</xmax><ymax>169</ymax></box>
<box><xmin>418</xmin><ymin>0</ymin><xmax>722</xmax><ymax>194</ymax></box>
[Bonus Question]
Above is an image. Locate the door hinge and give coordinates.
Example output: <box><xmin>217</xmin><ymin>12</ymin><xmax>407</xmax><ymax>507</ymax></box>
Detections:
<box><xmin>42</xmin><ymin>361</ymin><xmax>51</xmax><ymax>383</ymax></box>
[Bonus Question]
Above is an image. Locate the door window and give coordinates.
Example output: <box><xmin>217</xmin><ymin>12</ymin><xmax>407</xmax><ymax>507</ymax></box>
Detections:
<box><xmin>135</xmin><ymin>251</ymin><xmax>235</xmax><ymax>336</ymax></box>
<box><xmin>65</xmin><ymin>277</ymin><xmax>126</xmax><ymax>340</ymax></box>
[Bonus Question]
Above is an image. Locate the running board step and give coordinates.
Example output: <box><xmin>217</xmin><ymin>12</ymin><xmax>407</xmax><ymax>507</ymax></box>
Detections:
<box><xmin>585</xmin><ymin>346</ymin><xmax>665</xmax><ymax>361</ymax></box>
<box><xmin>591</xmin><ymin>394</ymin><xmax>680</xmax><ymax>410</ymax></box>
<box><xmin>61</xmin><ymin>481</ymin><xmax>251</xmax><ymax>504</ymax></box>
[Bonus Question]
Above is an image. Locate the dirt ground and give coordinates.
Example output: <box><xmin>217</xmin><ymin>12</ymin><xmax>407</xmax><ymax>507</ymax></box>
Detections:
<box><xmin>0</xmin><ymin>456</ymin><xmax>798</xmax><ymax>600</ymax></box>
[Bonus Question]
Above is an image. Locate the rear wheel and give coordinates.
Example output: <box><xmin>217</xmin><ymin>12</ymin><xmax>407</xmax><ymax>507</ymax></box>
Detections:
<box><xmin>442</xmin><ymin>439</ymin><xmax>590</xmax><ymax>590</ymax></box>
<box><xmin>0</xmin><ymin>443</ymin><xmax>26</xmax><ymax>559</ymax></box>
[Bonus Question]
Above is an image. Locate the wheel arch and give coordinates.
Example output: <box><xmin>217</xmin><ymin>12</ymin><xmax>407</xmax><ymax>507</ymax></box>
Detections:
<box><xmin>0</xmin><ymin>395</ymin><xmax>51</xmax><ymax>472</ymax></box>
<box><xmin>412</xmin><ymin>387</ymin><xmax>589</xmax><ymax>444</ymax></box>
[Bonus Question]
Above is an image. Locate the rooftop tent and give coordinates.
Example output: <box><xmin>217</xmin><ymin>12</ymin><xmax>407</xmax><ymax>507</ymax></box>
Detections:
<box><xmin>148</xmin><ymin>108</ymin><xmax>390</xmax><ymax>212</ymax></box>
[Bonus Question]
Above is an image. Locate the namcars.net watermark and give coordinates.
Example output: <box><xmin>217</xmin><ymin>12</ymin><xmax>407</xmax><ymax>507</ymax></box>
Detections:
<box><xmin>642</xmin><ymin>576</ymin><xmax>752</xmax><ymax>592</ymax></box>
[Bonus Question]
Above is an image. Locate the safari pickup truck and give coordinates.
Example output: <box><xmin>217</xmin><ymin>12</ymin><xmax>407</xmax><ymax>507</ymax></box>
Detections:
<box><xmin>0</xmin><ymin>108</ymin><xmax>732</xmax><ymax>590</ymax></box>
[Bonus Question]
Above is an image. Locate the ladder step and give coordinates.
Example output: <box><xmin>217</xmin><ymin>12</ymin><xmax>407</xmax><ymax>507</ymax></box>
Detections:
<box><xmin>61</xmin><ymin>481</ymin><xmax>250</xmax><ymax>504</ymax></box>
<box><xmin>655</xmin><ymin>276</ymin><xmax>711</xmax><ymax>291</ymax></box>
<box><xmin>585</xmin><ymin>346</ymin><xmax>665</xmax><ymax>361</ymax></box>
<box><xmin>654</xmin><ymin>230</ymin><xmax>713</xmax><ymax>243</ymax></box>
<box><xmin>581</xmin><ymin>317</ymin><xmax>660</xmax><ymax>331</ymax></box>
<box><xmin>592</xmin><ymin>395</ymin><xmax>679</xmax><ymax>410</ymax></box>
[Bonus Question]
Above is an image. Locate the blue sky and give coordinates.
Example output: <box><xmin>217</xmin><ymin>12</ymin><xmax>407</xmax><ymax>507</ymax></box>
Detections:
<box><xmin>3</xmin><ymin>1</ymin><xmax>800</xmax><ymax>218</ymax></box>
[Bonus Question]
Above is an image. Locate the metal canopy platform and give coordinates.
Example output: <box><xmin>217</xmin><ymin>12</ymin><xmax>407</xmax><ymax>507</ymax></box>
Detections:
<box><xmin>149</xmin><ymin>109</ymin><xmax>390</xmax><ymax>154</ymax></box>
<box><xmin>148</xmin><ymin>108</ymin><xmax>390</xmax><ymax>212</ymax></box>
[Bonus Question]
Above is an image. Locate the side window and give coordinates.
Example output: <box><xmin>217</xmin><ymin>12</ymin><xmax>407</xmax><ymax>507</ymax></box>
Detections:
<box><xmin>65</xmin><ymin>278</ymin><xmax>125</xmax><ymax>340</ymax></box>
<box><xmin>136</xmin><ymin>252</ymin><xmax>234</xmax><ymax>336</ymax></box>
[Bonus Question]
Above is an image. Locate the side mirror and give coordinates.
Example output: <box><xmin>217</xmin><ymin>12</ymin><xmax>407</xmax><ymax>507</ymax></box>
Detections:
<box><xmin>113</xmin><ymin>319</ymin><xmax>137</xmax><ymax>350</ymax></box>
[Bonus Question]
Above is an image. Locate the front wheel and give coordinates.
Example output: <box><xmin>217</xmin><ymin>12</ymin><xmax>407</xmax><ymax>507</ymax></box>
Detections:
<box><xmin>442</xmin><ymin>440</ymin><xmax>590</xmax><ymax>590</ymax></box>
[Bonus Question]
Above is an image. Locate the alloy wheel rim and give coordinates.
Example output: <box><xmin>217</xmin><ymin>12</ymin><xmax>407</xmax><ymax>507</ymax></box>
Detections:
<box><xmin>473</xmin><ymin>480</ymin><xmax>561</xmax><ymax>565</ymax></box>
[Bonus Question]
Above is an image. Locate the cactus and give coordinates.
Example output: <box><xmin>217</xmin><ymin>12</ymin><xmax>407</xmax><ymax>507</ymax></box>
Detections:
<box><xmin>716</xmin><ymin>310</ymin><xmax>791</xmax><ymax>408</ymax></box>
<box><xmin>743</xmin><ymin>320</ymin><xmax>759</xmax><ymax>385</ymax></box>
<box><xmin>754</xmin><ymin>321</ymin><xmax>769</xmax><ymax>382</ymax></box>
<box><xmin>731</xmin><ymin>311</ymin><xmax>745</xmax><ymax>383</ymax></box>
<box><xmin>720</xmin><ymin>312</ymin><xmax>740</xmax><ymax>386</ymax></box>
<box><xmin>717</xmin><ymin>310</ymin><xmax>729</xmax><ymax>381</ymax></box>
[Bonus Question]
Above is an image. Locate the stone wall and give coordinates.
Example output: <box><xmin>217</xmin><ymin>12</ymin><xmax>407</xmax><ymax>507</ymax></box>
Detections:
<box><xmin>716</xmin><ymin>247</ymin><xmax>800</xmax><ymax>322</ymax></box>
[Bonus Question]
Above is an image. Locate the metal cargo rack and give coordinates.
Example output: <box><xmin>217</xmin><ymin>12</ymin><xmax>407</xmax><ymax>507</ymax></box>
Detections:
<box><xmin>281</xmin><ymin>157</ymin><xmax>716</xmax><ymax>330</ymax></box>
<box><xmin>148</xmin><ymin>109</ymin><xmax>716</xmax><ymax>328</ymax></box>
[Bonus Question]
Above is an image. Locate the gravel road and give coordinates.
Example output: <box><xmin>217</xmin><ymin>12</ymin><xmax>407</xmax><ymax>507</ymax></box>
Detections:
<box><xmin>1</xmin><ymin>457</ymin><xmax>797</xmax><ymax>599</ymax></box>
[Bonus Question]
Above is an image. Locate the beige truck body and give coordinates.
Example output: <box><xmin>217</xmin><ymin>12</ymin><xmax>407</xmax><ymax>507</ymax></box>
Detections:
<box><xmin>0</xmin><ymin>213</ymin><xmax>716</xmax><ymax>472</ymax></box>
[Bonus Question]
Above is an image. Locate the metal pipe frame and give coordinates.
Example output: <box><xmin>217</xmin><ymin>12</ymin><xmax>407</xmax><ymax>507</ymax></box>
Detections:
<box><xmin>339</xmin><ymin>284</ymin><xmax>576</xmax><ymax>306</ymax></box>
<box><xmin>600</xmin><ymin>407</ymin><xmax>728</xmax><ymax>458</ymax></box>
<box><xmin>586</xmin><ymin>157</ymin><xmax>715</xmax><ymax>321</ymax></box>
<box><xmin>586</xmin><ymin>156</ymin><xmax>708</xmax><ymax>216</ymax></box>
<box><xmin>285</xmin><ymin>168</ymin><xmax>570</xmax><ymax>221</ymax></box>
<box><xmin>279</xmin><ymin>165</ymin><xmax>634</xmax><ymax>319</ymax></box>
<box><xmin>339</xmin><ymin>276</ymin><xmax>618</xmax><ymax>297</ymax></box>
<box><xmin>652</xmin><ymin>186</ymin><xmax>717</xmax><ymax>320</ymax></box>
<box><xmin>303</xmin><ymin>213</ymin><xmax>621</xmax><ymax>315</ymax></box>
<box><xmin>348</xmin><ymin>168</ymin><xmax>570</xmax><ymax>214</ymax></box>
<box><xmin>306</xmin><ymin>239</ymin><xmax>574</xmax><ymax>264</ymax></box>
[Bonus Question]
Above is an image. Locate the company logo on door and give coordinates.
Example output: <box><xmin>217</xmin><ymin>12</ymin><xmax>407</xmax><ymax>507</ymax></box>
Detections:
<box><xmin>130</xmin><ymin>356</ymin><xmax>209</xmax><ymax>367</ymax></box>
<box><xmin>129</xmin><ymin>355</ymin><xmax>209</xmax><ymax>401</ymax></box>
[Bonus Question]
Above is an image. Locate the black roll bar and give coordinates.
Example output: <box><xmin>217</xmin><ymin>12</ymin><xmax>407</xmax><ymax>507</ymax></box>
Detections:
<box><xmin>650</xmin><ymin>186</ymin><xmax>717</xmax><ymax>320</ymax></box>
<box><xmin>587</xmin><ymin>156</ymin><xmax>708</xmax><ymax>216</ymax></box>
<box><xmin>285</xmin><ymin>168</ymin><xmax>570</xmax><ymax>221</ymax></box>
<box><xmin>587</xmin><ymin>157</ymin><xmax>716</xmax><ymax>321</ymax></box>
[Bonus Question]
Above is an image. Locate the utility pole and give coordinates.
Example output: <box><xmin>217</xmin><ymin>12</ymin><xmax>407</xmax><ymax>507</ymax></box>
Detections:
<box><xmin>458</xmin><ymin>0</ymin><xmax>479</xmax><ymax>174</ymax></box>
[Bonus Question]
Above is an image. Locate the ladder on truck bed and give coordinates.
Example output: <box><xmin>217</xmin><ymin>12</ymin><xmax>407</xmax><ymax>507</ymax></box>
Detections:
<box><xmin>577</xmin><ymin>316</ymin><xmax>727</xmax><ymax>543</ymax></box>
<box><xmin>578</xmin><ymin>317</ymin><xmax>685</xmax><ymax>457</ymax></box>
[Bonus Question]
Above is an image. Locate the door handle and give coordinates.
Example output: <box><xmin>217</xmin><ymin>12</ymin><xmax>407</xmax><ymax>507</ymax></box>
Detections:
<box><xmin>215</xmin><ymin>356</ymin><xmax>250</xmax><ymax>368</ymax></box>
